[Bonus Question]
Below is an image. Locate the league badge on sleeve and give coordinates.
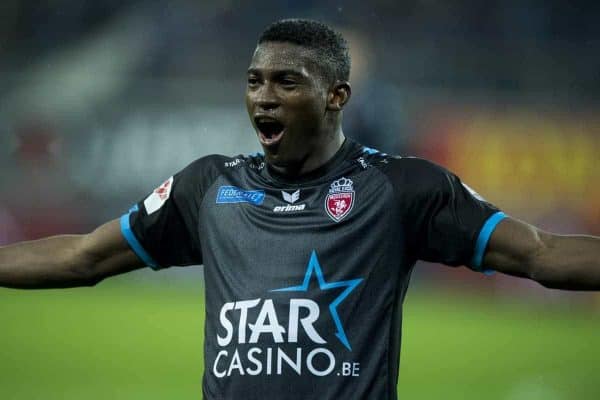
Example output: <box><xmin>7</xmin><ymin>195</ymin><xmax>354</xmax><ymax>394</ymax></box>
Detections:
<box><xmin>325</xmin><ymin>177</ymin><xmax>355</xmax><ymax>222</ymax></box>
<box><xmin>144</xmin><ymin>176</ymin><xmax>174</xmax><ymax>215</ymax></box>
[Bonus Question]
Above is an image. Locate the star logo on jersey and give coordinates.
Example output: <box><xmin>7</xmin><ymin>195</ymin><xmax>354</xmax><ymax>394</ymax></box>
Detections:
<box><xmin>325</xmin><ymin>177</ymin><xmax>355</xmax><ymax>222</ymax></box>
<box><xmin>271</xmin><ymin>251</ymin><xmax>363</xmax><ymax>351</ymax></box>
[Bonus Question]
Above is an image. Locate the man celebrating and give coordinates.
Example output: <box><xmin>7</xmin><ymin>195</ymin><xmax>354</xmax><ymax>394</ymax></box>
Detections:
<box><xmin>1</xmin><ymin>19</ymin><xmax>598</xmax><ymax>400</ymax></box>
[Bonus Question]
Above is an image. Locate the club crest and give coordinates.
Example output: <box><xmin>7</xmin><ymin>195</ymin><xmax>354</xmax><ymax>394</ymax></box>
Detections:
<box><xmin>325</xmin><ymin>177</ymin><xmax>355</xmax><ymax>222</ymax></box>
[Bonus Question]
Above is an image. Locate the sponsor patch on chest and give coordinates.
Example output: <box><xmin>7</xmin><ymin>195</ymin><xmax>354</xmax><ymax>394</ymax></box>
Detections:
<box><xmin>216</xmin><ymin>186</ymin><xmax>265</xmax><ymax>205</ymax></box>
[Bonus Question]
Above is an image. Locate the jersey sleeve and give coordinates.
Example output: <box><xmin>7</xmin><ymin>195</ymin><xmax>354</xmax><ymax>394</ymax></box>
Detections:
<box><xmin>387</xmin><ymin>157</ymin><xmax>506</xmax><ymax>271</ymax></box>
<box><xmin>119</xmin><ymin>156</ymin><xmax>222</xmax><ymax>270</ymax></box>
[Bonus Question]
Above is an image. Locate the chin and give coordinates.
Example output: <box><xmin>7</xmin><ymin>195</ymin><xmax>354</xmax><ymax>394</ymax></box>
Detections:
<box><xmin>264</xmin><ymin>152</ymin><xmax>287</xmax><ymax>167</ymax></box>
<box><xmin>262</xmin><ymin>151</ymin><xmax>289</xmax><ymax>168</ymax></box>
<box><xmin>259</xmin><ymin>136</ymin><xmax>306</xmax><ymax>168</ymax></box>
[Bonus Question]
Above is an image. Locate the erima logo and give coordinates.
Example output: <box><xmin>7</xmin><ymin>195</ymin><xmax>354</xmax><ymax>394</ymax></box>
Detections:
<box><xmin>282</xmin><ymin>190</ymin><xmax>300</xmax><ymax>204</ymax></box>
<box><xmin>274</xmin><ymin>204</ymin><xmax>305</xmax><ymax>212</ymax></box>
<box><xmin>216</xmin><ymin>186</ymin><xmax>265</xmax><ymax>205</ymax></box>
<box><xmin>273</xmin><ymin>189</ymin><xmax>306</xmax><ymax>212</ymax></box>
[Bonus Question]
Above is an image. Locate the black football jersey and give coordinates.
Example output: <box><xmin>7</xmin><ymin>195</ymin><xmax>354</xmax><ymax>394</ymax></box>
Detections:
<box><xmin>120</xmin><ymin>139</ymin><xmax>505</xmax><ymax>400</ymax></box>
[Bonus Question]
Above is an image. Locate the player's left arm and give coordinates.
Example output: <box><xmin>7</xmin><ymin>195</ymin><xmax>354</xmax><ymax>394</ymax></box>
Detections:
<box><xmin>482</xmin><ymin>216</ymin><xmax>600</xmax><ymax>290</ymax></box>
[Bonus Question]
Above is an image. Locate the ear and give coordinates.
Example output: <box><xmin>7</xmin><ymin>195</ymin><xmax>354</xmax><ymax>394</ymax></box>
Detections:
<box><xmin>326</xmin><ymin>81</ymin><xmax>351</xmax><ymax>111</ymax></box>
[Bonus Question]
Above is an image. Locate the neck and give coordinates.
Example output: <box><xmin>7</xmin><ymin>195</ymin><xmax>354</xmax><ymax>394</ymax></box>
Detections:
<box><xmin>269</xmin><ymin>127</ymin><xmax>346</xmax><ymax>178</ymax></box>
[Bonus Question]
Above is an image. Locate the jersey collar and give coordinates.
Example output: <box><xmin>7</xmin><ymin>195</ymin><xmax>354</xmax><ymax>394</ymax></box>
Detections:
<box><xmin>262</xmin><ymin>138</ymin><xmax>362</xmax><ymax>185</ymax></box>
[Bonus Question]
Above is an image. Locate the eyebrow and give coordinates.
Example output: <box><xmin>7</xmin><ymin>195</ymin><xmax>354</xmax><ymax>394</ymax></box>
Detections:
<box><xmin>247</xmin><ymin>68</ymin><xmax>306</xmax><ymax>77</ymax></box>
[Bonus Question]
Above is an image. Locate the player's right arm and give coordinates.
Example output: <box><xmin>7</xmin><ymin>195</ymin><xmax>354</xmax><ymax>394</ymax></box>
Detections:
<box><xmin>0</xmin><ymin>219</ymin><xmax>144</xmax><ymax>289</ymax></box>
<box><xmin>1</xmin><ymin>155</ymin><xmax>223</xmax><ymax>289</ymax></box>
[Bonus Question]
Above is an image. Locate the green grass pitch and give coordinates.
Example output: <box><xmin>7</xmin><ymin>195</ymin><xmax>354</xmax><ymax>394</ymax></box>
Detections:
<box><xmin>1</xmin><ymin>277</ymin><xmax>599</xmax><ymax>399</ymax></box>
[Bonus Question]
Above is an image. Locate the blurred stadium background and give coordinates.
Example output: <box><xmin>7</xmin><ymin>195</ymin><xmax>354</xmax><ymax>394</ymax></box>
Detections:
<box><xmin>0</xmin><ymin>1</ymin><xmax>598</xmax><ymax>399</ymax></box>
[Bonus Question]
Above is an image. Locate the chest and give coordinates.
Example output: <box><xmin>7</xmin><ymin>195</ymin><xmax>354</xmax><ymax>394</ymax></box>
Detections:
<box><xmin>204</xmin><ymin>169</ymin><xmax>393</xmax><ymax>243</ymax></box>
<box><xmin>199</xmin><ymin>169</ymin><xmax>400</xmax><ymax>284</ymax></box>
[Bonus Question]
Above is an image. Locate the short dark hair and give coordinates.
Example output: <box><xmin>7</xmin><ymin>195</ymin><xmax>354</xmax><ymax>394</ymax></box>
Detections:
<box><xmin>258</xmin><ymin>19</ymin><xmax>351</xmax><ymax>83</ymax></box>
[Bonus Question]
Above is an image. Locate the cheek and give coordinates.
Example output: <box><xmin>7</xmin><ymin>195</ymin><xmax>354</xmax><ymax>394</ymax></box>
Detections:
<box><xmin>289</xmin><ymin>94</ymin><xmax>327</xmax><ymax>121</ymax></box>
<box><xmin>244</xmin><ymin>92</ymin><xmax>252</xmax><ymax>113</ymax></box>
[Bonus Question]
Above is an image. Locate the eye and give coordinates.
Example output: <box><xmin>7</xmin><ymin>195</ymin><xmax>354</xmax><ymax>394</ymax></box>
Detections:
<box><xmin>280</xmin><ymin>78</ymin><xmax>298</xmax><ymax>89</ymax></box>
<box><xmin>247</xmin><ymin>76</ymin><xmax>260</xmax><ymax>87</ymax></box>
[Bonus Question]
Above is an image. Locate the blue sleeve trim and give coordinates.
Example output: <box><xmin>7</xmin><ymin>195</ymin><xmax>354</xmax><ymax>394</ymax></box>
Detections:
<box><xmin>119</xmin><ymin>211</ymin><xmax>159</xmax><ymax>270</ymax></box>
<box><xmin>471</xmin><ymin>211</ymin><xmax>507</xmax><ymax>271</ymax></box>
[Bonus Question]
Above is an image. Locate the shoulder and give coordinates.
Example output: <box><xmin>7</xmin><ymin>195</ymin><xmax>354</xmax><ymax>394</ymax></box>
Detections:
<box><xmin>348</xmin><ymin>142</ymin><xmax>452</xmax><ymax>194</ymax></box>
<box><xmin>377</xmin><ymin>156</ymin><xmax>453</xmax><ymax>191</ymax></box>
<box><xmin>171</xmin><ymin>153</ymin><xmax>261</xmax><ymax>196</ymax></box>
<box><xmin>352</xmin><ymin>141</ymin><xmax>446</xmax><ymax>179</ymax></box>
<box><xmin>181</xmin><ymin>154</ymin><xmax>233</xmax><ymax>175</ymax></box>
<box><xmin>179</xmin><ymin>152</ymin><xmax>264</xmax><ymax>180</ymax></box>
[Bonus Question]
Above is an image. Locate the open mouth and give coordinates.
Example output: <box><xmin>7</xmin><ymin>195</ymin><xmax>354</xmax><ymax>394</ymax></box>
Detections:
<box><xmin>255</xmin><ymin>116</ymin><xmax>285</xmax><ymax>146</ymax></box>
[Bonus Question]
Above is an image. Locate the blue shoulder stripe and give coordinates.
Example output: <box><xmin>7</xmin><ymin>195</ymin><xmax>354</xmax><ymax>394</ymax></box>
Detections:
<box><xmin>362</xmin><ymin>146</ymin><xmax>380</xmax><ymax>155</ymax></box>
<box><xmin>471</xmin><ymin>211</ymin><xmax>507</xmax><ymax>272</ymax></box>
<box><xmin>119</xmin><ymin>210</ymin><xmax>159</xmax><ymax>270</ymax></box>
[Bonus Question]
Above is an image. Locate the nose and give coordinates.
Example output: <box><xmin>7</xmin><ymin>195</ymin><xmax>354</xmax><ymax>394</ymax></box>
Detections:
<box><xmin>254</xmin><ymin>83</ymin><xmax>279</xmax><ymax>111</ymax></box>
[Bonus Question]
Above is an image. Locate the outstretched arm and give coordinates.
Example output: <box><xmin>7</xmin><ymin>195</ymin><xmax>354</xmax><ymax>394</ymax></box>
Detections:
<box><xmin>483</xmin><ymin>217</ymin><xmax>600</xmax><ymax>290</ymax></box>
<box><xmin>0</xmin><ymin>219</ymin><xmax>144</xmax><ymax>289</ymax></box>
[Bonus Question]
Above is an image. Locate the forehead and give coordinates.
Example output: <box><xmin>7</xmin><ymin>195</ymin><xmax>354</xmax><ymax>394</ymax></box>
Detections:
<box><xmin>248</xmin><ymin>42</ymin><xmax>319</xmax><ymax>76</ymax></box>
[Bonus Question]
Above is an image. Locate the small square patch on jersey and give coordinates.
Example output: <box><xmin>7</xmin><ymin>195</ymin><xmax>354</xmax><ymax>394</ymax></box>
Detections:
<box><xmin>144</xmin><ymin>176</ymin><xmax>173</xmax><ymax>215</ymax></box>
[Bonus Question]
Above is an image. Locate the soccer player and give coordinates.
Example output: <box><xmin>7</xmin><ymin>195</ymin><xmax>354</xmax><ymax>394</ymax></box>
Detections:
<box><xmin>1</xmin><ymin>19</ymin><xmax>599</xmax><ymax>400</ymax></box>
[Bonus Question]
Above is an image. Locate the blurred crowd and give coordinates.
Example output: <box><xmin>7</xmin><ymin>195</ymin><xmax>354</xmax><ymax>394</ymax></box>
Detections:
<box><xmin>0</xmin><ymin>0</ymin><xmax>598</xmax><ymax>299</ymax></box>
